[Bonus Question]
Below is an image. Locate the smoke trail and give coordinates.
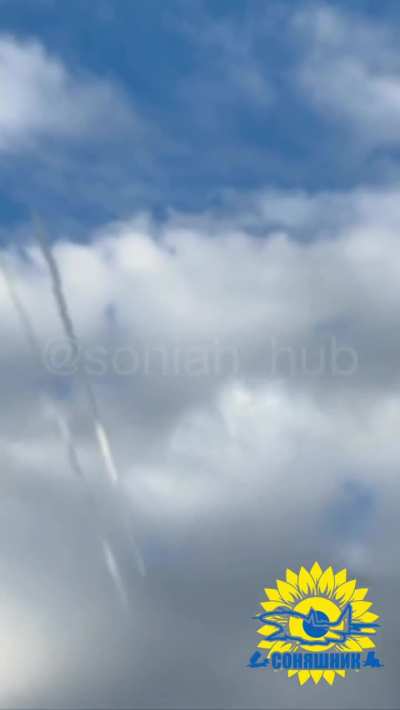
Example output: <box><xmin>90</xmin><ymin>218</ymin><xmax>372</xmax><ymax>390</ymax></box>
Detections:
<box><xmin>34</xmin><ymin>222</ymin><xmax>146</xmax><ymax>576</ymax></box>
<box><xmin>0</xmin><ymin>253</ymin><xmax>137</xmax><ymax>601</ymax></box>
<box><xmin>48</xmin><ymin>402</ymin><xmax>133</xmax><ymax>606</ymax></box>
<box><xmin>0</xmin><ymin>255</ymin><xmax>42</xmax><ymax>363</ymax></box>
<box><xmin>94</xmin><ymin>421</ymin><xmax>118</xmax><ymax>484</ymax></box>
<box><xmin>55</xmin><ymin>407</ymin><xmax>134</xmax><ymax>606</ymax></box>
<box><xmin>46</xmin><ymin>400</ymin><xmax>86</xmax><ymax>484</ymax></box>
<box><xmin>0</xmin><ymin>254</ymin><xmax>97</xmax><ymax>498</ymax></box>
<box><xmin>52</xmin><ymin>403</ymin><xmax>133</xmax><ymax>607</ymax></box>
<box><xmin>34</xmin><ymin>223</ymin><xmax>119</xmax><ymax>486</ymax></box>
<box><xmin>33</xmin><ymin>229</ymin><xmax>77</xmax><ymax>346</ymax></box>
<box><xmin>102</xmin><ymin>539</ymin><xmax>130</xmax><ymax>610</ymax></box>
<box><xmin>1</xmin><ymin>252</ymin><xmax>87</xmax><ymax>485</ymax></box>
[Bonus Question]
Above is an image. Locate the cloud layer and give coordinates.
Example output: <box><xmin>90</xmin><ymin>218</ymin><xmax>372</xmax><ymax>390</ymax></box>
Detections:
<box><xmin>295</xmin><ymin>5</ymin><xmax>400</xmax><ymax>146</ymax></box>
<box><xmin>0</xmin><ymin>188</ymin><xmax>399</xmax><ymax>707</ymax></box>
<box><xmin>0</xmin><ymin>34</ymin><xmax>135</xmax><ymax>152</ymax></box>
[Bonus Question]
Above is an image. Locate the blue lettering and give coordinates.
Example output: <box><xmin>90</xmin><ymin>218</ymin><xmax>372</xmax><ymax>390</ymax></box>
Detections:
<box><xmin>247</xmin><ymin>651</ymin><xmax>269</xmax><ymax>668</ymax></box>
<box><xmin>272</xmin><ymin>653</ymin><xmax>282</xmax><ymax>669</ymax></box>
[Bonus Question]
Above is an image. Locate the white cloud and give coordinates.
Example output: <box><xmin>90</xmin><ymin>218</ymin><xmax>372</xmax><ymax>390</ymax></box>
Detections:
<box><xmin>1</xmin><ymin>191</ymin><xmax>400</xmax><ymax>705</ymax></box>
<box><xmin>294</xmin><ymin>5</ymin><xmax>400</xmax><ymax>145</ymax></box>
<box><xmin>0</xmin><ymin>34</ymin><xmax>136</xmax><ymax>152</ymax></box>
<box><xmin>2</xmin><ymin>189</ymin><xmax>400</xmax><ymax>492</ymax></box>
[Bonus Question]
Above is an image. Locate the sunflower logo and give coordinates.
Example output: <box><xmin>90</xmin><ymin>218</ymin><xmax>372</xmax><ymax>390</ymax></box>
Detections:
<box><xmin>256</xmin><ymin>562</ymin><xmax>379</xmax><ymax>686</ymax></box>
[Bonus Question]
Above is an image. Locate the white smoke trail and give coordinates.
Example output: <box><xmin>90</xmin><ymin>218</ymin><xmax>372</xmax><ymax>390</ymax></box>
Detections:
<box><xmin>0</xmin><ymin>255</ymin><xmax>42</xmax><ymax>363</ymax></box>
<box><xmin>49</xmin><ymin>403</ymin><xmax>134</xmax><ymax>606</ymax></box>
<box><xmin>0</xmin><ymin>256</ymin><xmax>82</xmax><ymax>481</ymax></box>
<box><xmin>0</xmin><ymin>254</ymin><xmax>95</xmax><ymax>495</ymax></box>
<box><xmin>34</xmin><ymin>222</ymin><xmax>145</xmax><ymax>576</ymax></box>
<box><xmin>102</xmin><ymin>539</ymin><xmax>130</xmax><ymax>610</ymax></box>
<box><xmin>0</xmin><ymin>254</ymin><xmax>85</xmax><ymax>482</ymax></box>
<box><xmin>94</xmin><ymin>421</ymin><xmax>118</xmax><ymax>484</ymax></box>
<box><xmin>46</xmin><ymin>400</ymin><xmax>87</xmax><ymax>484</ymax></box>
<box><xmin>0</xmin><ymin>252</ymin><xmax>137</xmax><ymax>601</ymax></box>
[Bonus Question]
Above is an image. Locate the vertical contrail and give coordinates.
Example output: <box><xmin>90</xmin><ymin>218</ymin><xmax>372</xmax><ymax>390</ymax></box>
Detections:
<box><xmin>0</xmin><ymin>255</ymin><xmax>42</xmax><ymax>364</ymax></box>
<box><xmin>0</xmin><ymin>252</ymin><xmax>87</xmax><ymax>485</ymax></box>
<box><xmin>102</xmin><ymin>539</ymin><xmax>130</xmax><ymax>610</ymax></box>
<box><xmin>1</xmin><ymin>250</ymin><xmax>140</xmax><ymax>602</ymax></box>
<box><xmin>46</xmin><ymin>399</ymin><xmax>86</xmax><ymax>484</ymax></box>
<box><xmin>34</xmin><ymin>222</ymin><xmax>145</xmax><ymax>576</ymax></box>
<box><xmin>49</xmin><ymin>399</ymin><xmax>136</xmax><ymax>606</ymax></box>
<box><xmin>34</xmin><ymin>223</ymin><xmax>119</xmax><ymax>486</ymax></box>
<box><xmin>50</xmin><ymin>400</ymin><xmax>135</xmax><ymax>606</ymax></box>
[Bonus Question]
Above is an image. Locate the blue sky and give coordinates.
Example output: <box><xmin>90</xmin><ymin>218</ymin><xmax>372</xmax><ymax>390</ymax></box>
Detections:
<box><xmin>1</xmin><ymin>2</ymin><xmax>400</xmax><ymax>707</ymax></box>
<box><xmin>2</xmin><ymin>0</ymin><xmax>400</xmax><ymax>234</ymax></box>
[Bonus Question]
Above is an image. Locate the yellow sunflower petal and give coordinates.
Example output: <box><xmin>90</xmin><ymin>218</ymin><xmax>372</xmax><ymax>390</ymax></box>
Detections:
<box><xmin>352</xmin><ymin>587</ymin><xmax>368</xmax><ymax>601</ymax></box>
<box><xmin>335</xmin><ymin>569</ymin><xmax>347</xmax><ymax>586</ymax></box>
<box><xmin>343</xmin><ymin>638</ymin><xmax>363</xmax><ymax>652</ymax></box>
<box><xmin>318</xmin><ymin>566</ymin><xmax>335</xmax><ymax>596</ymax></box>
<box><xmin>277</xmin><ymin>580</ymin><xmax>300</xmax><ymax>604</ymax></box>
<box><xmin>298</xmin><ymin>670</ymin><xmax>310</xmax><ymax>685</ymax></box>
<box><xmin>335</xmin><ymin>579</ymin><xmax>356</xmax><ymax>604</ymax></box>
<box><xmin>288</xmin><ymin>670</ymin><xmax>297</xmax><ymax>678</ymax></box>
<box><xmin>298</xmin><ymin>567</ymin><xmax>316</xmax><ymax>595</ymax></box>
<box><xmin>336</xmin><ymin>670</ymin><xmax>346</xmax><ymax>678</ymax></box>
<box><xmin>323</xmin><ymin>670</ymin><xmax>336</xmax><ymax>685</ymax></box>
<box><xmin>264</xmin><ymin>587</ymin><xmax>282</xmax><ymax>602</ymax></box>
<box><xmin>258</xmin><ymin>639</ymin><xmax>275</xmax><ymax>649</ymax></box>
<box><xmin>286</xmin><ymin>568</ymin><xmax>298</xmax><ymax>587</ymax></box>
<box><xmin>357</xmin><ymin>637</ymin><xmax>375</xmax><ymax>649</ymax></box>
<box><xmin>310</xmin><ymin>562</ymin><xmax>323</xmax><ymax>582</ymax></box>
<box><xmin>257</xmin><ymin>625</ymin><xmax>278</xmax><ymax>637</ymax></box>
<box><xmin>310</xmin><ymin>670</ymin><xmax>323</xmax><ymax>684</ymax></box>
<box><xmin>357</xmin><ymin>612</ymin><xmax>379</xmax><ymax>623</ymax></box>
<box><xmin>351</xmin><ymin>601</ymin><xmax>372</xmax><ymax>618</ymax></box>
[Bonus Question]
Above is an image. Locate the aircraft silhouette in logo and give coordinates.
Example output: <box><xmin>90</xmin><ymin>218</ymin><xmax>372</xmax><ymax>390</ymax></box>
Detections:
<box><xmin>255</xmin><ymin>604</ymin><xmax>379</xmax><ymax>646</ymax></box>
